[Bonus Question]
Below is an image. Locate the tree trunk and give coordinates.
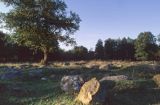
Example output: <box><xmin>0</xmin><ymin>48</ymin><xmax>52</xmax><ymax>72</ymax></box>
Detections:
<box><xmin>40</xmin><ymin>48</ymin><xmax>48</xmax><ymax>65</ymax></box>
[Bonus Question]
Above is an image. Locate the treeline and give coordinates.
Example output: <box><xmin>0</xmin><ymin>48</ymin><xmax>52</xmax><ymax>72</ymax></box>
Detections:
<box><xmin>0</xmin><ymin>31</ymin><xmax>160</xmax><ymax>62</ymax></box>
<box><xmin>96</xmin><ymin>32</ymin><xmax>160</xmax><ymax>61</ymax></box>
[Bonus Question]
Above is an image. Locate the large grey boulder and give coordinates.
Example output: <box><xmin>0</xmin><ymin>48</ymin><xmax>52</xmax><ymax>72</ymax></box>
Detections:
<box><xmin>93</xmin><ymin>75</ymin><xmax>128</xmax><ymax>104</ymax></box>
<box><xmin>60</xmin><ymin>75</ymin><xmax>84</xmax><ymax>93</ymax></box>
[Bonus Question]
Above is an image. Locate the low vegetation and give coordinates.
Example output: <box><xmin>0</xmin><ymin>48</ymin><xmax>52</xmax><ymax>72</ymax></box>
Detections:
<box><xmin>0</xmin><ymin>61</ymin><xmax>159</xmax><ymax>105</ymax></box>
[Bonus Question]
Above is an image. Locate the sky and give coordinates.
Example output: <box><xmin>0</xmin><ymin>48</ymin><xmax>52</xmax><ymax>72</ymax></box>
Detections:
<box><xmin>0</xmin><ymin>0</ymin><xmax>160</xmax><ymax>50</ymax></box>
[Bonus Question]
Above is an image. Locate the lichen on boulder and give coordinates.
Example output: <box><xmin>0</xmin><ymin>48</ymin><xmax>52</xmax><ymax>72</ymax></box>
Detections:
<box><xmin>153</xmin><ymin>74</ymin><xmax>160</xmax><ymax>87</ymax></box>
<box><xmin>60</xmin><ymin>75</ymin><xmax>84</xmax><ymax>93</ymax></box>
<box><xmin>75</xmin><ymin>78</ymin><xmax>100</xmax><ymax>105</ymax></box>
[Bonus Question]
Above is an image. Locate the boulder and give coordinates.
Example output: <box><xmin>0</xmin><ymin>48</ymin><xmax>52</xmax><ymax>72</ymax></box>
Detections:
<box><xmin>153</xmin><ymin>74</ymin><xmax>160</xmax><ymax>87</ymax></box>
<box><xmin>86</xmin><ymin>64</ymin><xmax>99</xmax><ymax>69</ymax></box>
<box><xmin>60</xmin><ymin>75</ymin><xmax>84</xmax><ymax>93</ymax></box>
<box><xmin>75</xmin><ymin>78</ymin><xmax>100</xmax><ymax>105</ymax></box>
<box><xmin>100</xmin><ymin>75</ymin><xmax>128</xmax><ymax>82</ymax></box>
<box><xmin>93</xmin><ymin>75</ymin><xmax>128</xmax><ymax>104</ymax></box>
<box><xmin>93</xmin><ymin>80</ymin><xmax>115</xmax><ymax>104</ymax></box>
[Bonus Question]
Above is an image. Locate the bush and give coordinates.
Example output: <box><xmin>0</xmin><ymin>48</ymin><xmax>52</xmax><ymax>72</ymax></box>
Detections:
<box><xmin>153</xmin><ymin>74</ymin><xmax>160</xmax><ymax>87</ymax></box>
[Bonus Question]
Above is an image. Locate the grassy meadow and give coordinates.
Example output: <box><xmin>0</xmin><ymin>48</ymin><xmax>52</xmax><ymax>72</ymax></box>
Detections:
<box><xmin>0</xmin><ymin>61</ymin><xmax>160</xmax><ymax>105</ymax></box>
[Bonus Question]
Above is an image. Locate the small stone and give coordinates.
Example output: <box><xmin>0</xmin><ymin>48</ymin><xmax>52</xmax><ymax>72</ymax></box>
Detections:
<box><xmin>41</xmin><ymin>77</ymin><xmax>48</xmax><ymax>81</ymax></box>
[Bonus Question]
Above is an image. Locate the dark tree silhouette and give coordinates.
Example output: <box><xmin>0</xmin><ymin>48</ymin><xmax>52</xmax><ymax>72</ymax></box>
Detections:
<box><xmin>104</xmin><ymin>38</ymin><xmax>116</xmax><ymax>60</ymax></box>
<box><xmin>95</xmin><ymin>39</ymin><xmax>104</xmax><ymax>60</ymax></box>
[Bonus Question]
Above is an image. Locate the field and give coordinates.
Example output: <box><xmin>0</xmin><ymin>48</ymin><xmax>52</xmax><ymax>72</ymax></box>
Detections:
<box><xmin>0</xmin><ymin>61</ymin><xmax>160</xmax><ymax>105</ymax></box>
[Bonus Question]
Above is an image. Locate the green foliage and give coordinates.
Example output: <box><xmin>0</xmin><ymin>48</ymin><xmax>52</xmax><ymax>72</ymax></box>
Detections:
<box><xmin>0</xmin><ymin>31</ymin><xmax>6</xmax><ymax>51</ymax></box>
<box><xmin>104</xmin><ymin>37</ymin><xmax>135</xmax><ymax>60</ymax></box>
<box><xmin>72</xmin><ymin>46</ymin><xmax>88</xmax><ymax>60</ymax></box>
<box><xmin>158</xmin><ymin>34</ymin><xmax>160</xmax><ymax>44</ymax></box>
<box><xmin>104</xmin><ymin>38</ymin><xmax>116</xmax><ymax>59</ymax></box>
<box><xmin>95</xmin><ymin>39</ymin><xmax>104</xmax><ymax>59</ymax></box>
<box><xmin>1</xmin><ymin>0</ymin><xmax>81</xmax><ymax>64</ymax></box>
<box><xmin>135</xmin><ymin>32</ymin><xmax>158</xmax><ymax>60</ymax></box>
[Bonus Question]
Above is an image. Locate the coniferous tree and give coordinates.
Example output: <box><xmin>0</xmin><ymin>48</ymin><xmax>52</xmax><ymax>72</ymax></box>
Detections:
<box><xmin>95</xmin><ymin>39</ymin><xmax>104</xmax><ymax>59</ymax></box>
<box><xmin>104</xmin><ymin>38</ymin><xmax>116</xmax><ymax>60</ymax></box>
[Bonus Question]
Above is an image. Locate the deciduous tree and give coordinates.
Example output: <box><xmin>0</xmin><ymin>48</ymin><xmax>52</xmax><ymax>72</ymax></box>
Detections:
<box><xmin>135</xmin><ymin>32</ymin><xmax>158</xmax><ymax>60</ymax></box>
<box><xmin>0</xmin><ymin>0</ymin><xmax>81</xmax><ymax>64</ymax></box>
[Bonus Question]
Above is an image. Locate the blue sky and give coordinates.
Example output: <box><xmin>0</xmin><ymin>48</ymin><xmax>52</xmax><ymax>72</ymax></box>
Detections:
<box><xmin>0</xmin><ymin>0</ymin><xmax>160</xmax><ymax>50</ymax></box>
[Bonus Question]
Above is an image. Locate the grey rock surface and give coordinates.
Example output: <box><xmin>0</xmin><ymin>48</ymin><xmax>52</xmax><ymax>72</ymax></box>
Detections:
<box><xmin>60</xmin><ymin>75</ymin><xmax>84</xmax><ymax>93</ymax></box>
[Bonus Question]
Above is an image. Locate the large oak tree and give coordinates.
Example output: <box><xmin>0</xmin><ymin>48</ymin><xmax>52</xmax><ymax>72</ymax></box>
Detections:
<box><xmin>0</xmin><ymin>0</ymin><xmax>81</xmax><ymax>64</ymax></box>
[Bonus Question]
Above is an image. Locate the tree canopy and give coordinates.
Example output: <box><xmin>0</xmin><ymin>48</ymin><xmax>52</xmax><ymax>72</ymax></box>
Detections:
<box><xmin>135</xmin><ymin>32</ymin><xmax>158</xmax><ymax>60</ymax></box>
<box><xmin>95</xmin><ymin>39</ymin><xmax>104</xmax><ymax>60</ymax></box>
<box><xmin>0</xmin><ymin>0</ymin><xmax>81</xmax><ymax>64</ymax></box>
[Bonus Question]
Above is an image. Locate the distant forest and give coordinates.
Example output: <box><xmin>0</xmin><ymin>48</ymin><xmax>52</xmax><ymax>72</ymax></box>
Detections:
<box><xmin>0</xmin><ymin>31</ymin><xmax>160</xmax><ymax>62</ymax></box>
